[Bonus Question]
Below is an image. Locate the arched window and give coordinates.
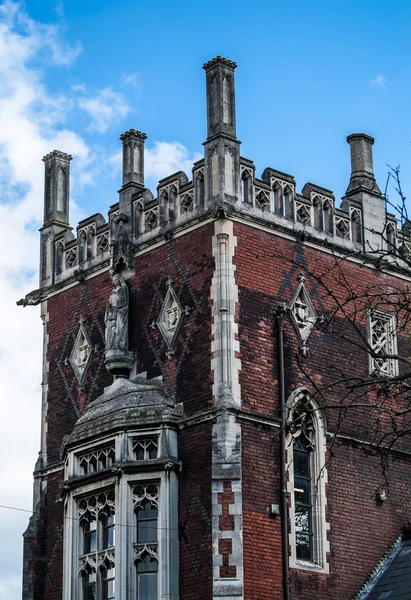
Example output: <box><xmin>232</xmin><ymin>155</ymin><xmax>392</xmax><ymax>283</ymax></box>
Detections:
<box><xmin>169</xmin><ymin>186</ymin><xmax>177</xmax><ymax>221</ymax></box>
<box><xmin>78</xmin><ymin>230</ymin><xmax>87</xmax><ymax>263</ymax></box>
<box><xmin>323</xmin><ymin>200</ymin><xmax>333</xmax><ymax>234</ymax></box>
<box><xmin>160</xmin><ymin>190</ymin><xmax>169</xmax><ymax>224</ymax></box>
<box><xmin>351</xmin><ymin>209</ymin><xmax>363</xmax><ymax>244</ymax></box>
<box><xmin>86</xmin><ymin>226</ymin><xmax>95</xmax><ymax>260</ymax></box>
<box><xmin>55</xmin><ymin>240</ymin><xmax>65</xmax><ymax>277</ymax></box>
<box><xmin>195</xmin><ymin>170</ymin><xmax>205</xmax><ymax>208</ymax></box>
<box><xmin>386</xmin><ymin>222</ymin><xmax>396</xmax><ymax>253</ymax></box>
<box><xmin>78</xmin><ymin>490</ymin><xmax>116</xmax><ymax>600</ymax></box>
<box><xmin>136</xmin><ymin>553</ymin><xmax>158</xmax><ymax>599</ymax></box>
<box><xmin>313</xmin><ymin>196</ymin><xmax>324</xmax><ymax>231</ymax></box>
<box><xmin>241</xmin><ymin>170</ymin><xmax>252</xmax><ymax>204</ymax></box>
<box><xmin>273</xmin><ymin>183</ymin><xmax>283</xmax><ymax>216</ymax></box>
<box><xmin>286</xmin><ymin>390</ymin><xmax>329</xmax><ymax>572</ymax></box>
<box><xmin>283</xmin><ymin>185</ymin><xmax>294</xmax><ymax>219</ymax></box>
<box><xmin>134</xmin><ymin>200</ymin><xmax>145</xmax><ymax>235</ymax></box>
<box><xmin>133</xmin><ymin>483</ymin><xmax>159</xmax><ymax>599</ymax></box>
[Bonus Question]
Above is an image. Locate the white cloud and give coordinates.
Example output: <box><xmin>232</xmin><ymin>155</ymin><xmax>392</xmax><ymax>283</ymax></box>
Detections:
<box><xmin>370</xmin><ymin>74</ymin><xmax>386</xmax><ymax>89</ymax></box>
<box><xmin>0</xmin><ymin>4</ymin><xmax>201</xmax><ymax>598</ymax></box>
<box><xmin>145</xmin><ymin>141</ymin><xmax>202</xmax><ymax>181</ymax></box>
<box><xmin>106</xmin><ymin>141</ymin><xmax>202</xmax><ymax>186</ymax></box>
<box><xmin>78</xmin><ymin>86</ymin><xmax>130</xmax><ymax>133</ymax></box>
<box><xmin>0</xmin><ymin>2</ymin><xmax>87</xmax><ymax>596</ymax></box>
<box><xmin>121</xmin><ymin>72</ymin><xmax>139</xmax><ymax>89</ymax></box>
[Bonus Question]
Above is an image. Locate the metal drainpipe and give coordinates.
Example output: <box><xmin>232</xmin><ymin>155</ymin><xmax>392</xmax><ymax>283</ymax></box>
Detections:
<box><xmin>276</xmin><ymin>304</ymin><xmax>290</xmax><ymax>600</ymax></box>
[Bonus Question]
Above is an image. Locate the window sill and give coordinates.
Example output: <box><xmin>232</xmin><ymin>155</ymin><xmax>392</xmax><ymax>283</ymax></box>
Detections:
<box><xmin>290</xmin><ymin>558</ymin><xmax>328</xmax><ymax>573</ymax></box>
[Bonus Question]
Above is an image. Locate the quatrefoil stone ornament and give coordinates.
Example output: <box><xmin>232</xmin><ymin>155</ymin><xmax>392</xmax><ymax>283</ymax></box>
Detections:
<box><xmin>289</xmin><ymin>274</ymin><xmax>318</xmax><ymax>345</ymax></box>
<box><xmin>70</xmin><ymin>321</ymin><xmax>92</xmax><ymax>382</ymax></box>
<box><xmin>157</xmin><ymin>279</ymin><xmax>184</xmax><ymax>349</ymax></box>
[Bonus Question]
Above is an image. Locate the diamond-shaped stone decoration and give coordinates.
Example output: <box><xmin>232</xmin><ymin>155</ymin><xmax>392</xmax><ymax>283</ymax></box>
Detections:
<box><xmin>157</xmin><ymin>279</ymin><xmax>184</xmax><ymax>349</ymax></box>
<box><xmin>70</xmin><ymin>321</ymin><xmax>92</xmax><ymax>382</ymax></box>
<box><xmin>289</xmin><ymin>274</ymin><xmax>318</xmax><ymax>343</ymax></box>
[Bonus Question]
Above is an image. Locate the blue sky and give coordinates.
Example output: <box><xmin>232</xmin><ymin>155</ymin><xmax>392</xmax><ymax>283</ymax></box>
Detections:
<box><xmin>1</xmin><ymin>1</ymin><xmax>411</xmax><ymax>598</ymax></box>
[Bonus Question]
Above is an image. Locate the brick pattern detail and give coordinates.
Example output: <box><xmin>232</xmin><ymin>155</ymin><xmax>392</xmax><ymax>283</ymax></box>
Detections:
<box><xmin>218</xmin><ymin>480</ymin><xmax>235</xmax><ymax>531</ymax></box>
<box><xmin>217</xmin><ymin>480</ymin><xmax>236</xmax><ymax>578</ymax></box>
<box><xmin>219</xmin><ymin>538</ymin><xmax>236</xmax><ymax>578</ymax></box>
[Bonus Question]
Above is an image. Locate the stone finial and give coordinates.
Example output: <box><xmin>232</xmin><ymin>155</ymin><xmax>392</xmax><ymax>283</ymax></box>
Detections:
<box><xmin>120</xmin><ymin>129</ymin><xmax>147</xmax><ymax>188</ymax></box>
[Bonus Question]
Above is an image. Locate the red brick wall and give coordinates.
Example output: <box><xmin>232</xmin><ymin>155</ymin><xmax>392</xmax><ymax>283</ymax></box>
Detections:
<box><xmin>39</xmin><ymin>224</ymin><xmax>215</xmax><ymax>599</ymax></box>
<box><xmin>234</xmin><ymin>222</ymin><xmax>411</xmax><ymax>599</ymax></box>
<box><xmin>179</xmin><ymin>421</ymin><xmax>213</xmax><ymax>600</ymax></box>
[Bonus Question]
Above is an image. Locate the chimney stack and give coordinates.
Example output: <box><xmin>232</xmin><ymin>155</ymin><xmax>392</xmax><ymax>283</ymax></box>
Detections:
<box><xmin>346</xmin><ymin>133</ymin><xmax>380</xmax><ymax>196</ymax></box>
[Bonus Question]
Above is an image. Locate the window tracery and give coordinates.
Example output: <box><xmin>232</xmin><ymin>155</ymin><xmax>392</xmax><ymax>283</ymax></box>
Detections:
<box><xmin>79</xmin><ymin>445</ymin><xmax>115</xmax><ymax>475</ymax></box>
<box><xmin>368</xmin><ymin>310</ymin><xmax>398</xmax><ymax>376</ymax></box>
<box><xmin>286</xmin><ymin>390</ymin><xmax>329</xmax><ymax>572</ymax></box>
<box><xmin>133</xmin><ymin>483</ymin><xmax>159</xmax><ymax>600</ymax></box>
<box><xmin>78</xmin><ymin>490</ymin><xmax>116</xmax><ymax>600</ymax></box>
<box><xmin>133</xmin><ymin>437</ymin><xmax>158</xmax><ymax>461</ymax></box>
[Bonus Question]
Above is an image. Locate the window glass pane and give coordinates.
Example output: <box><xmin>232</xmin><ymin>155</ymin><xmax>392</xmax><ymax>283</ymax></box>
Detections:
<box><xmin>147</xmin><ymin>442</ymin><xmax>157</xmax><ymax>459</ymax></box>
<box><xmin>295</xmin><ymin>505</ymin><xmax>311</xmax><ymax>535</ymax></box>
<box><xmin>293</xmin><ymin>435</ymin><xmax>313</xmax><ymax>562</ymax></box>
<box><xmin>83</xmin><ymin>572</ymin><xmax>96</xmax><ymax>600</ymax></box>
<box><xmin>293</xmin><ymin>450</ymin><xmax>310</xmax><ymax>478</ymax></box>
<box><xmin>137</xmin><ymin>519</ymin><xmax>157</xmax><ymax>543</ymax></box>
<box><xmin>136</xmin><ymin>447</ymin><xmax>145</xmax><ymax>460</ymax></box>
<box><xmin>103</xmin><ymin>515</ymin><xmax>115</xmax><ymax>549</ymax></box>
<box><xmin>102</xmin><ymin>567</ymin><xmax>115</xmax><ymax>600</ymax></box>
<box><xmin>137</xmin><ymin>572</ymin><xmax>157</xmax><ymax>599</ymax></box>
<box><xmin>137</xmin><ymin>503</ymin><xmax>158</xmax><ymax>543</ymax></box>
<box><xmin>83</xmin><ymin>520</ymin><xmax>97</xmax><ymax>554</ymax></box>
<box><xmin>294</xmin><ymin>478</ymin><xmax>310</xmax><ymax>505</ymax></box>
<box><xmin>296</xmin><ymin>532</ymin><xmax>312</xmax><ymax>561</ymax></box>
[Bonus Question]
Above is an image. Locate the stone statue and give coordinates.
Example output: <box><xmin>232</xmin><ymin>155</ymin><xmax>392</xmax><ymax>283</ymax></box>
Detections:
<box><xmin>105</xmin><ymin>274</ymin><xmax>129</xmax><ymax>354</ymax></box>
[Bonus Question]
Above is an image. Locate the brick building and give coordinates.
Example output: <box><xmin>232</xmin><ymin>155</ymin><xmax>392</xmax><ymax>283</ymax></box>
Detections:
<box><xmin>20</xmin><ymin>56</ymin><xmax>411</xmax><ymax>599</ymax></box>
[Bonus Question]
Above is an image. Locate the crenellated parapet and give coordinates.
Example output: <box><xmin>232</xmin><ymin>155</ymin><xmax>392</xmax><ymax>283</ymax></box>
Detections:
<box><xmin>35</xmin><ymin>57</ymin><xmax>411</xmax><ymax>295</ymax></box>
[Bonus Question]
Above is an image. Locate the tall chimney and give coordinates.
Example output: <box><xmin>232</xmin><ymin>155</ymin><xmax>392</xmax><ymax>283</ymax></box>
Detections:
<box><xmin>203</xmin><ymin>55</ymin><xmax>237</xmax><ymax>141</ymax></box>
<box><xmin>120</xmin><ymin>129</ymin><xmax>147</xmax><ymax>188</ymax></box>
<box><xmin>202</xmin><ymin>56</ymin><xmax>241</xmax><ymax>206</ymax></box>
<box><xmin>343</xmin><ymin>133</ymin><xmax>385</xmax><ymax>252</ymax></box>
<box><xmin>346</xmin><ymin>133</ymin><xmax>380</xmax><ymax>196</ymax></box>
<box><xmin>42</xmin><ymin>150</ymin><xmax>72</xmax><ymax>226</ymax></box>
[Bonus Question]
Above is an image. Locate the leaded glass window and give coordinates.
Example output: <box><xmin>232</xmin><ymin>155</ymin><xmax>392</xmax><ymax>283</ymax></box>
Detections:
<box><xmin>82</xmin><ymin>568</ymin><xmax>97</xmax><ymax>600</ymax></box>
<box><xmin>133</xmin><ymin>483</ymin><xmax>159</xmax><ymax>599</ymax></box>
<box><xmin>102</xmin><ymin>565</ymin><xmax>115</xmax><ymax>600</ymax></box>
<box><xmin>137</xmin><ymin>554</ymin><xmax>158</xmax><ymax>599</ymax></box>
<box><xmin>133</xmin><ymin>437</ymin><xmax>158</xmax><ymax>461</ymax></box>
<box><xmin>287</xmin><ymin>389</ymin><xmax>329</xmax><ymax>571</ymax></box>
<box><xmin>293</xmin><ymin>436</ymin><xmax>313</xmax><ymax>561</ymax></box>
<box><xmin>78</xmin><ymin>490</ymin><xmax>115</xmax><ymax>600</ymax></box>
<box><xmin>79</xmin><ymin>445</ymin><xmax>115</xmax><ymax>475</ymax></box>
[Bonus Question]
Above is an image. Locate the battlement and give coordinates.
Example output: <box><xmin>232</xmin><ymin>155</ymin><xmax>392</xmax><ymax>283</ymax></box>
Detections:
<box><xmin>38</xmin><ymin>57</ymin><xmax>411</xmax><ymax>291</ymax></box>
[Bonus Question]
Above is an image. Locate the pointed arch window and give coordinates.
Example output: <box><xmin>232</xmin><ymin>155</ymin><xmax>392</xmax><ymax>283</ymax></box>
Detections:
<box><xmin>287</xmin><ymin>390</ymin><xmax>329</xmax><ymax>572</ymax></box>
<box><xmin>133</xmin><ymin>483</ymin><xmax>159</xmax><ymax>599</ymax></box>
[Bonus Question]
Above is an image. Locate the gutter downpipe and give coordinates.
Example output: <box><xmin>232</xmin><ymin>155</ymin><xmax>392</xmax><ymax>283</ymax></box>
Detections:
<box><xmin>276</xmin><ymin>304</ymin><xmax>290</xmax><ymax>600</ymax></box>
